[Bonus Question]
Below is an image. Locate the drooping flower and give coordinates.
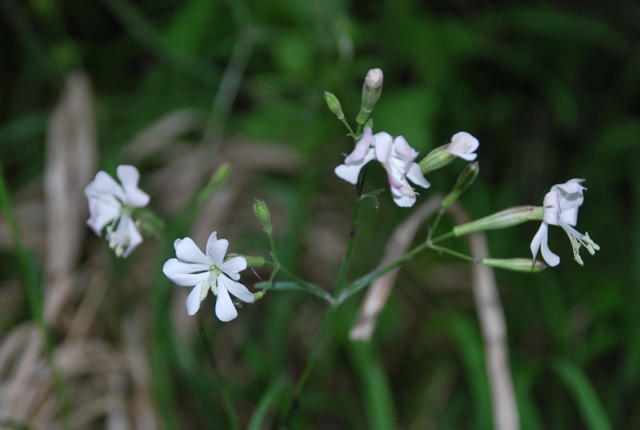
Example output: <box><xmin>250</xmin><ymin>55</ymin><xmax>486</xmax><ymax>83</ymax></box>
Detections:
<box><xmin>163</xmin><ymin>232</ymin><xmax>254</xmax><ymax>321</ymax></box>
<box><xmin>335</xmin><ymin>128</ymin><xmax>430</xmax><ymax>207</ymax></box>
<box><xmin>530</xmin><ymin>179</ymin><xmax>600</xmax><ymax>267</ymax></box>
<box><xmin>446</xmin><ymin>132</ymin><xmax>479</xmax><ymax>161</ymax></box>
<box><xmin>85</xmin><ymin>165</ymin><xmax>149</xmax><ymax>257</ymax></box>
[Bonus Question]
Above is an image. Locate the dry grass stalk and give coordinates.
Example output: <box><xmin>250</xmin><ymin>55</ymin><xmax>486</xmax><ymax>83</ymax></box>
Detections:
<box><xmin>44</xmin><ymin>70</ymin><xmax>97</xmax><ymax>323</ymax></box>
<box><xmin>349</xmin><ymin>195</ymin><xmax>444</xmax><ymax>341</ymax></box>
<box><xmin>448</xmin><ymin>203</ymin><xmax>520</xmax><ymax>430</ymax></box>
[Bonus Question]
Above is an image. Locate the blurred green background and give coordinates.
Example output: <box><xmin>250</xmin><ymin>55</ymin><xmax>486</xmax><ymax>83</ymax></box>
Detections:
<box><xmin>1</xmin><ymin>0</ymin><xmax>639</xmax><ymax>428</ymax></box>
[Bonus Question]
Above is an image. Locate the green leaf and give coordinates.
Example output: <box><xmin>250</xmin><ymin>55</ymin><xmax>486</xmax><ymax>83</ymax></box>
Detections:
<box><xmin>551</xmin><ymin>358</ymin><xmax>612</xmax><ymax>430</ymax></box>
<box><xmin>347</xmin><ymin>341</ymin><xmax>396</xmax><ymax>430</ymax></box>
<box><xmin>247</xmin><ymin>376</ymin><xmax>288</xmax><ymax>430</ymax></box>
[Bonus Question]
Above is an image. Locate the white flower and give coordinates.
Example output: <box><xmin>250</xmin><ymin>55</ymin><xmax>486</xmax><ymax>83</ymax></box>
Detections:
<box><xmin>446</xmin><ymin>132</ymin><xmax>479</xmax><ymax>161</ymax></box>
<box><xmin>163</xmin><ymin>232</ymin><xmax>254</xmax><ymax>321</ymax></box>
<box><xmin>335</xmin><ymin>128</ymin><xmax>430</xmax><ymax>207</ymax></box>
<box><xmin>530</xmin><ymin>179</ymin><xmax>600</xmax><ymax>267</ymax></box>
<box><xmin>85</xmin><ymin>165</ymin><xmax>149</xmax><ymax>257</ymax></box>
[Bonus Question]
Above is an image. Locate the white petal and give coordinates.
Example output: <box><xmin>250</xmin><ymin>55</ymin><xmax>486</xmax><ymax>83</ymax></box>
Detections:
<box><xmin>540</xmin><ymin>234</ymin><xmax>560</xmax><ymax>267</ymax></box>
<box><xmin>207</xmin><ymin>237</ymin><xmax>229</xmax><ymax>266</ymax></box>
<box><xmin>117</xmin><ymin>165</ymin><xmax>150</xmax><ymax>207</ymax></box>
<box><xmin>449</xmin><ymin>132</ymin><xmax>479</xmax><ymax>157</ymax></box>
<box><xmin>163</xmin><ymin>259</ymin><xmax>210</xmax><ymax>286</ymax></box>
<box><xmin>215</xmin><ymin>284</ymin><xmax>238</xmax><ymax>322</ymax></box>
<box><xmin>390</xmin><ymin>187</ymin><xmax>416</xmax><ymax>207</ymax></box>
<box><xmin>218</xmin><ymin>274</ymin><xmax>254</xmax><ymax>303</ymax></box>
<box><xmin>86</xmin><ymin>171</ymin><xmax>125</xmax><ymax>201</ymax></box>
<box><xmin>86</xmin><ymin>198</ymin><xmax>120</xmax><ymax>234</ymax></box>
<box><xmin>455</xmin><ymin>151</ymin><xmax>477</xmax><ymax>161</ymax></box>
<box><xmin>335</xmin><ymin>163</ymin><xmax>365</xmax><ymax>185</ymax></box>
<box><xmin>175</xmin><ymin>237</ymin><xmax>210</xmax><ymax>264</ymax></box>
<box><xmin>530</xmin><ymin>222</ymin><xmax>546</xmax><ymax>262</ymax></box>
<box><xmin>392</xmin><ymin>136</ymin><xmax>418</xmax><ymax>163</ymax></box>
<box><xmin>406</xmin><ymin>163</ymin><xmax>431</xmax><ymax>189</ymax></box>
<box><xmin>122</xmin><ymin>218</ymin><xmax>143</xmax><ymax>257</ymax></box>
<box><xmin>374</xmin><ymin>132</ymin><xmax>393</xmax><ymax>163</ymax></box>
<box><xmin>186</xmin><ymin>283</ymin><xmax>204</xmax><ymax>315</ymax></box>
<box><xmin>219</xmin><ymin>256</ymin><xmax>247</xmax><ymax>279</ymax></box>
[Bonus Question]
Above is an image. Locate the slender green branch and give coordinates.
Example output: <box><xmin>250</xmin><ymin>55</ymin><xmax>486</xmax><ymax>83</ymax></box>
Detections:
<box><xmin>430</xmin><ymin>230</ymin><xmax>456</xmax><ymax>244</ymax></box>
<box><xmin>427</xmin><ymin>243</ymin><xmax>476</xmax><ymax>263</ymax></box>
<box><xmin>340</xmin><ymin>118</ymin><xmax>357</xmax><ymax>138</ymax></box>
<box><xmin>427</xmin><ymin>208</ymin><xmax>446</xmax><ymax>242</ymax></box>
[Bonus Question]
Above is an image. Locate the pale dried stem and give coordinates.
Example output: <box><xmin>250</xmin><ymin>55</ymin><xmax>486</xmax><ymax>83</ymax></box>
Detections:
<box><xmin>349</xmin><ymin>195</ymin><xmax>444</xmax><ymax>341</ymax></box>
<box><xmin>448</xmin><ymin>202</ymin><xmax>520</xmax><ymax>430</ymax></box>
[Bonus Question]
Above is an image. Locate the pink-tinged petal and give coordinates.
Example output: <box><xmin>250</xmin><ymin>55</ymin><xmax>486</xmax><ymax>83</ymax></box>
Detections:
<box><xmin>385</xmin><ymin>166</ymin><xmax>404</xmax><ymax>189</ymax></box>
<box><xmin>175</xmin><ymin>237</ymin><xmax>210</xmax><ymax>265</ymax></box>
<box><xmin>117</xmin><ymin>165</ymin><xmax>150</xmax><ymax>207</ymax></box>
<box><xmin>553</xmin><ymin>179</ymin><xmax>585</xmax><ymax>195</ymax></box>
<box><xmin>448</xmin><ymin>132</ymin><xmax>479</xmax><ymax>159</ymax></box>
<box><xmin>344</xmin><ymin>128</ymin><xmax>373</xmax><ymax>163</ymax></box>
<box><xmin>215</xmin><ymin>284</ymin><xmax>238</xmax><ymax>322</ymax></box>
<box><xmin>218</xmin><ymin>274</ymin><xmax>255</xmax><ymax>303</ymax></box>
<box><xmin>393</xmin><ymin>136</ymin><xmax>418</xmax><ymax>162</ymax></box>
<box><xmin>86</xmin><ymin>171</ymin><xmax>125</xmax><ymax>201</ymax></box>
<box><xmin>374</xmin><ymin>132</ymin><xmax>393</xmax><ymax>163</ymax></box>
<box><xmin>163</xmin><ymin>259</ymin><xmax>210</xmax><ymax>286</ymax></box>
<box><xmin>406</xmin><ymin>163</ymin><xmax>431</xmax><ymax>189</ymax></box>
<box><xmin>207</xmin><ymin>237</ymin><xmax>229</xmax><ymax>266</ymax></box>
<box><xmin>186</xmin><ymin>282</ymin><xmax>204</xmax><ymax>316</ymax></box>
<box><xmin>219</xmin><ymin>256</ymin><xmax>247</xmax><ymax>279</ymax></box>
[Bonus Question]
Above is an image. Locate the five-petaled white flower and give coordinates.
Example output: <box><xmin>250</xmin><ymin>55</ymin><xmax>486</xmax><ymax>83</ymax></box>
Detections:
<box><xmin>85</xmin><ymin>165</ymin><xmax>149</xmax><ymax>257</ymax></box>
<box><xmin>446</xmin><ymin>132</ymin><xmax>479</xmax><ymax>161</ymax></box>
<box><xmin>530</xmin><ymin>179</ymin><xmax>600</xmax><ymax>267</ymax></box>
<box><xmin>335</xmin><ymin>128</ymin><xmax>430</xmax><ymax>207</ymax></box>
<box><xmin>163</xmin><ymin>232</ymin><xmax>255</xmax><ymax>322</ymax></box>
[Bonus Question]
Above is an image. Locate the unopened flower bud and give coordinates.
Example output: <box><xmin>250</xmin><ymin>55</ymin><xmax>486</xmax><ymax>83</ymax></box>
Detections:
<box><xmin>253</xmin><ymin>199</ymin><xmax>273</xmax><ymax>234</ymax></box>
<box><xmin>453</xmin><ymin>206</ymin><xmax>544</xmax><ymax>237</ymax></box>
<box><xmin>481</xmin><ymin>258</ymin><xmax>547</xmax><ymax>273</ymax></box>
<box><xmin>227</xmin><ymin>254</ymin><xmax>265</xmax><ymax>268</ymax></box>
<box><xmin>442</xmin><ymin>162</ymin><xmax>479</xmax><ymax>209</ymax></box>
<box><xmin>419</xmin><ymin>144</ymin><xmax>455</xmax><ymax>174</ymax></box>
<box><xmin>356</xmin><ymin>68</ymin><xmax>384</xmax><ymax>125</ymax></box>
<box><xmin>198</xmin><ymin>163</ymin><xmax>232</xmax><ymax>204</ymax></box>
<box><xmin>323</xmin><ymin>91</ymin><xmax>344</xmax><ymax>120</ymax></box>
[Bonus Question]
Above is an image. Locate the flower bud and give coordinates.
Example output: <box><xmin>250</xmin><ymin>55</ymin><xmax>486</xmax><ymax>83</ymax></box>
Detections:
<box><xmin>419</xmin><ymin>144</ymin><xmax>456</xmax><ymax>174</ymax></box>
<box><xmin>198</xmin><ymin>163</ymin><xmax>232</xmax><ymax>204</ymax></box>
<box><xmin>323</xmin><ymin>91</ymin><xmax>344</xmax><ymax>120</ymax></box>
<box><xmin>253</xmin><ymin>199</ymin><xmax>273</xmax><ymax>234</ymax></box>
<box><xmin>441</xmin><ymin>162</ymin><xmax>479</xmax><ymax>209</ymax></box>
<box><xmin>481</xmin><ymin>258</ymin><xmax>547</xmax><ymax>273</ymax></box>
<box><xmin>356</xmin><ymin>68</ymin><xmax>384</xmax><ymax>125</ymax></box>
<box><xmin>453</xmin><ymin>206</ymin><xmax>544</xmax><ymax>237</ymax></box>
<box><xmin>227</xmin><ymin>254</ymin><xmax>265</xmax><ymax>268</ymax></box>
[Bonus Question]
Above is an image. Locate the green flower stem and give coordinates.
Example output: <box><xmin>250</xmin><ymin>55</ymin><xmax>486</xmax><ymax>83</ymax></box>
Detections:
<box><xmin>340</xmin><ymin>118</ymin><xmax>357</xmax><ymax>138</ymax></box>
<box><xmin>196</xmin><ymin>320</ymin><xmax>240</xmax><ymax>430</ymax></box>
<box><xmin>427</xmin><ymin>208</ymin><xmax>446</xmax><ymax>242</ymax></box>
<box><xmin>284</xmin><ymin>168</ymin><xmax>368</xmax><ymax>427</ymax></box>
<box><xmin>430</xmin><ymin>230</ymin><xmax>456</xmax><ymax>244</ymax></box>
<box><xmin>427</xmin><ymin>243</ymin><xmax>475</xmax><ymax>263</ymax></box>
<box><xmin>0</xmin><ymin>162</ymin><xmax>71</xmax><ymax>430</ymax></box>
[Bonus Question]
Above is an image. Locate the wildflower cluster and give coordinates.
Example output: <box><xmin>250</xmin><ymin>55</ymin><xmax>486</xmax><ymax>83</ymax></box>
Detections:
<box><xmin>84</xmin><ymin>67</ymin><xmax>600</xmax><ymax>325</ymax></box>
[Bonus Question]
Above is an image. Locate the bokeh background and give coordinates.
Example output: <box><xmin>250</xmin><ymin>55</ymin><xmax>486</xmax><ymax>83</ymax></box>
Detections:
<box><xmin>1</xmin><ymin>0</ymin><xmax>639</xmax><ymax>428</ymax></box>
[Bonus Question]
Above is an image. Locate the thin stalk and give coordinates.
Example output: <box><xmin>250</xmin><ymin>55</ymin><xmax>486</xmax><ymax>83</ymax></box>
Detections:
<box><xmin>427</xmin><ymin>208</ymin><xmax>446</xmax><ymax>242</ymax></box>
<box><xmin>197</xmin><ymin>320</ymin><xmax>240</xmax><ymax>430</ymax></box>
<box><xmin>283</xmin><ymin>168</ymin><xmax>368</xmax><ymax>427</ymax></box>
<box><xmin>0</xmin><ymin>162</ymin><xmax>71</xmax><ymax>429</ymax></box>
<box><xmin>427</xmin><ymin>243</ymin><xmax>475</xmax><ymax>263</ymax></box>
<box><xmin>340</xmin><ymin>118</ymin><xmax>357</xmax><ymax>138</ymax></box>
